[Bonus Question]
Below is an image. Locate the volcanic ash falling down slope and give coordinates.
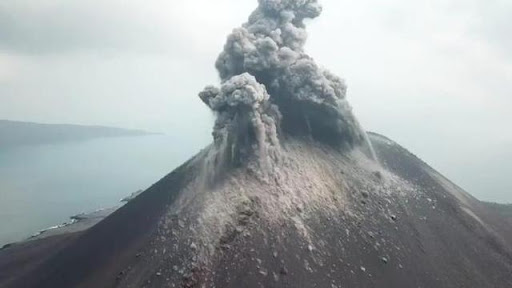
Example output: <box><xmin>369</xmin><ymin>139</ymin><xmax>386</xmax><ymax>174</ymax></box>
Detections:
<box><xmin>122</xmin><ymin>0</ymin><xmax>510</xmax><ymax>286</ymax></box>
<box><xmin>198</xmin><ymin>0</ymin><xmax>372</xmax><ymax>174</ymax></box>
<box><xmin>179</xmin><ymin>0</ymin><xmax>384</xmax><ymax>263</ymax></box>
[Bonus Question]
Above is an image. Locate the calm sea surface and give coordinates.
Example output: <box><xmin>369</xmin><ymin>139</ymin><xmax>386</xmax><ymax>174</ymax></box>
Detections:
<box><xmin>0</xmin><ymin>135</ymin><xmax>204</xmax><ymax>246</ymax></box>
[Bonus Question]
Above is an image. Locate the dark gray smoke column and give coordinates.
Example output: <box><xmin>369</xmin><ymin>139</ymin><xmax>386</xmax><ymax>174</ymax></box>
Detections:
<box><xmin>200</xmin><ymin>0</ymin><xmax>368</xmax><ymax>166</ymax></box>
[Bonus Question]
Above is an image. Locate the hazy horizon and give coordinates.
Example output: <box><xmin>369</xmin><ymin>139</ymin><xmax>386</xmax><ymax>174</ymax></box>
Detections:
<box><xmin>1</xmin><ymin>0</ymin><xmax>511</xmax><ymax>203</ymax></box>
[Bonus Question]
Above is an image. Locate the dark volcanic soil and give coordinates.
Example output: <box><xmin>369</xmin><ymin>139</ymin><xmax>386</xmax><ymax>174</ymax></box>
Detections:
<box><xmin>1</xmin><ymin>133</ymin><xmax>511</xmax><ymax>288</ymax></box>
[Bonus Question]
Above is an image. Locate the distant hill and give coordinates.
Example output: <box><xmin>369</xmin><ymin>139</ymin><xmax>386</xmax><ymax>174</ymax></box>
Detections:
<box><xmin>483</xmin><ymin>202</ymin><xmax>512</xmax><ymax>219</ymax></box>
<box><xmin>0</xmin><ymin>120</ymin><xmax>153</xmax><ymax>149</ymax></box>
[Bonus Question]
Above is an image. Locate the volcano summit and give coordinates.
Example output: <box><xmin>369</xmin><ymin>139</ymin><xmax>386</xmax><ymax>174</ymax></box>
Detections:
<box><xmin>1</xmin><ymin>0</ymin><xmax>511</xmax><ymax>287</ymax></box>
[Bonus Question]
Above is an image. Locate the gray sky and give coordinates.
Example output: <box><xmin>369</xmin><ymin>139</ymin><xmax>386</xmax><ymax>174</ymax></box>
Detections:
<box><xmin>1</xmin><ymin>0</ymin><xmax>511</xmax><ymax>203</ymax></box>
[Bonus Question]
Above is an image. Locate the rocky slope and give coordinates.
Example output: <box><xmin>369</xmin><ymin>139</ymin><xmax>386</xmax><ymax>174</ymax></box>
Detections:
<box><xmin>1</xmin><ymin>133</ymin><xmax>511</xmax><ymax>288</ymax></box>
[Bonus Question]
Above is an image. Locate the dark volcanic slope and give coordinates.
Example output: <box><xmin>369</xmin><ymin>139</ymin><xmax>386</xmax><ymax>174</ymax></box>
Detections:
<box><xmin>1</xmin><ymin>134</ymin><xmax>512</xmax><ymax>288</ymax></box>
<box><xmin>0</xmin><ymin>158</ymin><xmax>198</xmax><ymax>288</ymax></box>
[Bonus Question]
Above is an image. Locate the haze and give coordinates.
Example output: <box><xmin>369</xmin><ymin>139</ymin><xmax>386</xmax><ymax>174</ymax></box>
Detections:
<box><xmin>1</xmin><ymin>0</ymin><xmax>511</xmax><ymax>203</ymax></box>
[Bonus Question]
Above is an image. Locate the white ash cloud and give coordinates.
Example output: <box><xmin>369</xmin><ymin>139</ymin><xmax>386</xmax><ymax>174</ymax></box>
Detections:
<box><xmin>200</xmin><ymin>0</ymin><xmax>369</xmax><ymax>168</ymax></box>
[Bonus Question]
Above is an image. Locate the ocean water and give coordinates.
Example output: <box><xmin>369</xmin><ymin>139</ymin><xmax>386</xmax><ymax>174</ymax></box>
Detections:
<box><xmin>0</xmin><ymin>135</ymin><xmax>205</xmax><ymax>246</ymax></box>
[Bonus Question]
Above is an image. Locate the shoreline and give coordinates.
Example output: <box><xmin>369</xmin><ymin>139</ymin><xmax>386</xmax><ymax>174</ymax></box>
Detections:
<box><xmin>1</xmin><ymin>189</ymin><xmax>143</xmax><ymax>250</ymax></box>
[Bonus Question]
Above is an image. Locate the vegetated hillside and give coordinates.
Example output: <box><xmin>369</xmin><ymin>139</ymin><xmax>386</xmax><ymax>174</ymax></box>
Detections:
<box><xmin>0</xmin><ymin>120</ymin><xmax>152</xmax><ymax>149</ymax></box>
<box><xmin>2</xmin><ymin>133</ymin><xmax>511</xmax><ymax>288</ymax></box>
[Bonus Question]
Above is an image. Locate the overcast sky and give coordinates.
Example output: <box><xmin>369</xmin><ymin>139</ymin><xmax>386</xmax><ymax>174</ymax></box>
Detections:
<box><xmin>1</xmin><ymin>0</ymin><xmax>511</xmax><ymax>202</ymax></box>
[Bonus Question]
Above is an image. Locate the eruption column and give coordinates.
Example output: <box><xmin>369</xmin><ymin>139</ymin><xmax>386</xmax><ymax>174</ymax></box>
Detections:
<box><xmin>200</xmin><ymin>0</ymin><xmax>374</xmax><ymax>169</ymax></box>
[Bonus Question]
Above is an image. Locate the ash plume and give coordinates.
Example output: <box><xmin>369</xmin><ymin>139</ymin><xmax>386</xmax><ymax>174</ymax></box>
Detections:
<box><xmin>200</xmin><ymin>0</ymin><xmax>370</xmax><ymax>169</ymax></box>
<box><xmin>199</xmin><ymin>73</ymin><xmax>281</xmax><ymax>171</ymax></box>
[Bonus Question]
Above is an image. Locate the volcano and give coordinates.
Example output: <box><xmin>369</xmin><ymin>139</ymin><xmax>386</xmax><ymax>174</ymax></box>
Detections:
<box><xmin>1</xmin><ymin>133</ymin><xmax>512</xmax><ymax>288</ymax></box>
<box><xmin>1</xmin><ymin>0</ymin><xmax>511</xmax><ymax>287</ymax></box>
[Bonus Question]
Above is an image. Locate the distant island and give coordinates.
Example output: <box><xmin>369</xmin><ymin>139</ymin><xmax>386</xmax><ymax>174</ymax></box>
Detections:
<box><xmin>0</xmin><ymin>120</ymin><xmax>154</xmax><ymax>149</ymax></box>
<box><xmin>484</xmin><ymin>202</ymin><xmax>512</xmax><ymax>219</ymax></box>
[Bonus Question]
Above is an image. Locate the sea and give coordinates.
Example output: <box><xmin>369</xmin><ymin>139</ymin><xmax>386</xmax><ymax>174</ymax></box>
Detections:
<box><xmin>0</xmin><ymin>134</ymin><xmax>205</xmax><ymax>247</ymax></box>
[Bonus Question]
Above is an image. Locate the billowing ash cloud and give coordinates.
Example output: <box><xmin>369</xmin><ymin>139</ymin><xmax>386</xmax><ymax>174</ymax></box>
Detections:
<box><xmin>200</xmin><ymin>0</ymin><xmax>368</xmax><ymax>168</ymax></box>
<box><xmin>199</xmin><ymin>73</ymin><xmax>281</xmax><ymax>169</ymax></box>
